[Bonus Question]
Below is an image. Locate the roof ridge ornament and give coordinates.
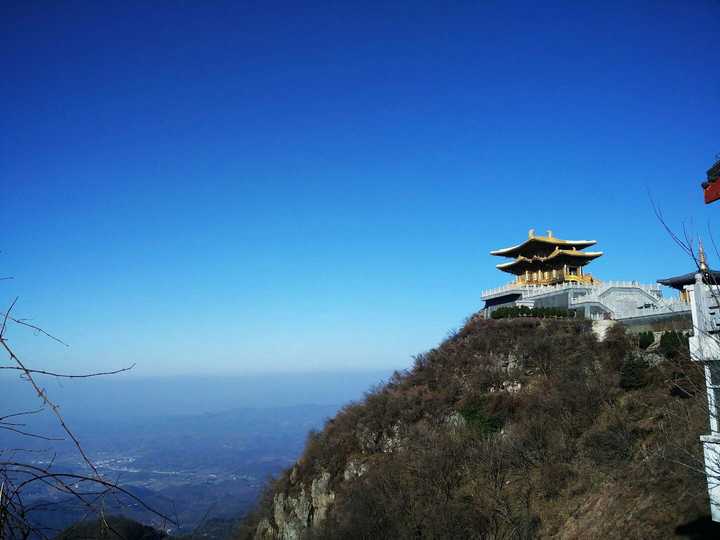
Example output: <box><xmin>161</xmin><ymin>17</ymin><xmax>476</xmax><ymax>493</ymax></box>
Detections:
<box><xmin>699</xmin><ymin>240</ymin><xmax>709</xmax><ymax>272</ymax></box>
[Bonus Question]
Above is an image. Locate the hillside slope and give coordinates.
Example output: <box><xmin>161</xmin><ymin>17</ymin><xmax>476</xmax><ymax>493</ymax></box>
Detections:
<box><xmin>56</xmin><ymin>516</ymin><xmax>165</xmax><ymax>540</ymax></box>
<box><xmin>238</xmin><ymin>316</ymin><xmax>715</xmax><ymax>539</ymax></box>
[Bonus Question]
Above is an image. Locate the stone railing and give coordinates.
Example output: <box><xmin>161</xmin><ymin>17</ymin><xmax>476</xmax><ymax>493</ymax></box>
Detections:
<box><xmin>481</xmin><ymin>281</ymin><xmax>591</xmax><ymax>299</ymax></box>
<box><xmin>521</xmin><ymin>282</ymin><xmax>595</xmax><ymax>299</ymax></box>
<box><xmin>589</xmin><ymin>280</ymin><xmax>661</xmax><ymax>297</ymax></box>
<box><xmin>480</xmin><ymin>283</ymin><xmax>520</xmax><ymax>298</ymax></box>
<box><xmin>613</xmin><ymin>299</ymin><xmax>691</xmax><ymax>320</ymax></box>
<box><xmin>482</xmin><ymin>279</ymin><xmax>663</xmax><ymax>300</ymax></box>
<box><xmin>570</xmin><ymin>294</ymin><xmax>690</xmax><ymax>320</ymax></box>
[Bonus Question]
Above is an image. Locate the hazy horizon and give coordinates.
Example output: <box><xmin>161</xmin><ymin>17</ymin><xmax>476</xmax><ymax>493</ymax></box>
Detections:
<box><xmin>1</xmin><ymin>370</ymin><xmax>396</xmax><ymax>420</ymax></box>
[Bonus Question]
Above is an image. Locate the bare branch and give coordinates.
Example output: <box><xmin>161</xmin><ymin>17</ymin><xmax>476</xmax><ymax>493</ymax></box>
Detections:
<box><xmin>6</xmin><ymin>317</ymin><xmax>69</xmax><ymax>347</ymax></box>
<box><xmin>0</xmin><ymin>410</ymin><xmax>44</xmax><ymax>422</ymax></box>
<box><xmin>0</xmin><ymin>426</ymin><xmax>63</xmax><ymax>442</ymax></box>
<box><xmin>0</xmin><ymin>339</ymin><xmax>101</xmax><ymax>481</ymax></box>
<box><xmin>0</xmin><ymin>463</ymin><xmax>176</xmax><ymax>524</ymax></box>
<box><xmin>0</xmin><ymin>364</ymin><xmax>135</xmax><ymax>379</ymax></box>
<box><xmin>0</xmin><ymin>297</ymin><xmax>18</xmax><ymax>341</ymax></box>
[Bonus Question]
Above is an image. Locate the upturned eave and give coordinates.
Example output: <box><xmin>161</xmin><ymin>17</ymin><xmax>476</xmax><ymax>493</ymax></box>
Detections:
<box><xmin>496</xmin><ymin>250</ymin><xmax>604</xmax><ymax>275</ymax></box>
<box><xmin>490</xmin><ymin>236</ymin><xmax>597</xmax><ymax>258</ymax></box>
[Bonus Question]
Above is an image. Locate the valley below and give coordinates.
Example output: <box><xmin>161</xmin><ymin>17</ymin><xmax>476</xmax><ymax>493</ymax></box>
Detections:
<box><xmin>1</xmin><ymin>372</ymin><xmax>391</xmax><ymax>537</ymax></box>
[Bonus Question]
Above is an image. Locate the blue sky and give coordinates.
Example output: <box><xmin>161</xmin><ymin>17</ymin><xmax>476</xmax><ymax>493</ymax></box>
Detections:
<box><xmin>1</xmin><ymin>1</ymin><xmax>719</xmax><ymax>375</ymax></box>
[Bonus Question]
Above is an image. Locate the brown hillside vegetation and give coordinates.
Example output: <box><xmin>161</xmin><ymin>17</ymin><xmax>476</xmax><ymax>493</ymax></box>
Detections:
<box><xmin>238</xmin><ymin>317</ymin><xmax>716</xmax><ymax>539</ymax></box>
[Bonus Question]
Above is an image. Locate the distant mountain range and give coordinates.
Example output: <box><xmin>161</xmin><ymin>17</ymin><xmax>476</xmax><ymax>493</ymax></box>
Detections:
<box><xmin>2</xmin><ymin>372</ymin><xmax>393</xmax><ymax>537</ymax></box>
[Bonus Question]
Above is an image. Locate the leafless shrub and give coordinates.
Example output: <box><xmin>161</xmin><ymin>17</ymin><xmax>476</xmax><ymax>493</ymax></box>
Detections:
<box><xmin>0</xmin><ymin>279</ymin><xmax>173</xmax><ymax>539</ymax></box>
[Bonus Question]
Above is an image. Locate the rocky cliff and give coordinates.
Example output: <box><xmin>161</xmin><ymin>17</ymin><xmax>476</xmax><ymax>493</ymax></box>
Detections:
<box><xmin>240</xmin><ymin>316</ymin><xmax>714</xmax><ymax>539</ymax></box>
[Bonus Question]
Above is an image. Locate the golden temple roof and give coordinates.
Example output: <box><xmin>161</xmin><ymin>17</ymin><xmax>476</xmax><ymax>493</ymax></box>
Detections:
<box><xmin>495</xmin><ymin>248</ymin><xmax>603</xmax><ymax>275</ymax></box>
<box><xmin>490</xmin><ymin>229</ymin><xmax>597</xmax><ymax>259</ymax></box>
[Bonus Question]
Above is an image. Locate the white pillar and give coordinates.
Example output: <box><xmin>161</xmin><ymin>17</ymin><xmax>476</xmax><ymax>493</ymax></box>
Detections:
<box><xmin>688</xmin><ymin>276</ymin><xmax>720</xmax><ymax>521</ymax></box>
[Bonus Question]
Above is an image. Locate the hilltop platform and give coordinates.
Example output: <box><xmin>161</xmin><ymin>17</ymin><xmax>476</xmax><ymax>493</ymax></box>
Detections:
<box><xmin>481</xmin><ymin>280</ymin><xmax>690</xmax><ymax>325</ymax></box>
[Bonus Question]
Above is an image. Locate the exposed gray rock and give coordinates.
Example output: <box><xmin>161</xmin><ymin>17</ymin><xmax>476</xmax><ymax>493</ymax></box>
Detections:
<box><xmin>592</xmin><ymin>320</ymin><xmax>616</xmax><ymax>342</ymax></box>
<box><xmin>357</xmin><ymin>421</ymin><xmax>403</xmax><ymax>453</ymax></box>
<box><xmin>505</xmin><ymin>351</ymin><xmax>520</xmax><ymax>371</ymax></box>
<box><xmin>256</xmin><ymin>470</ymin><xmax>336</xmax><ymax>539</ymax></box>
<box><xmin>343</xmin><ymin>458</ymin><xmax>369</xmax><ymax>481</ymax></box>
<box><xmin>380</xmin><ymin>422</ymin><xmax>402</xmax><ymax>453</ymax></box>
<box><xmin>356</xmin><ymin>424</ymin><xmax>376</xmax><ymax>453</ymax></box>
<box><xmin>310</xmin><ymin>471</ymin><xmax>335</xmax><ymax>526</ymax></box>
<box><xmin>273</xmin><ymin>489</ymin><xmax>310</xmax><ymax>540</ymax></box>
<box><xmin>254</xmin><ymin>518</ymin><xmax>275</xmax><ymax>540</ymax></box>
<box><xmin>444</xmin><ymin>411</ymin><xmax>466</xmax><ymax>429</ymax></box>
<box><xmin>635</xmin><ymin>349</ymin><xmax>665</xmax><ymax>367</ymax></box>
<box><xmin>489</xmin><ymin>380</ymin><xmax>522</xmax><ymax>393</ymax></box>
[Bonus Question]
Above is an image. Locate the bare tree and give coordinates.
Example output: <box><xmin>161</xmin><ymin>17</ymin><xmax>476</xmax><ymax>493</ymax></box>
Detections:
<box><xmin>0</xmin><ymin>276</ymin><xmax>174</xmax><ymax>539</ymax></box>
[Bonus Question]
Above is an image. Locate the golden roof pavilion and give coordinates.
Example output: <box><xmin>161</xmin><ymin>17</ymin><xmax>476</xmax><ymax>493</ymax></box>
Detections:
<box><xmin>491</xmin><ymin>229</ymin><xmax>603</xmax><ymax>286</ymax></box>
